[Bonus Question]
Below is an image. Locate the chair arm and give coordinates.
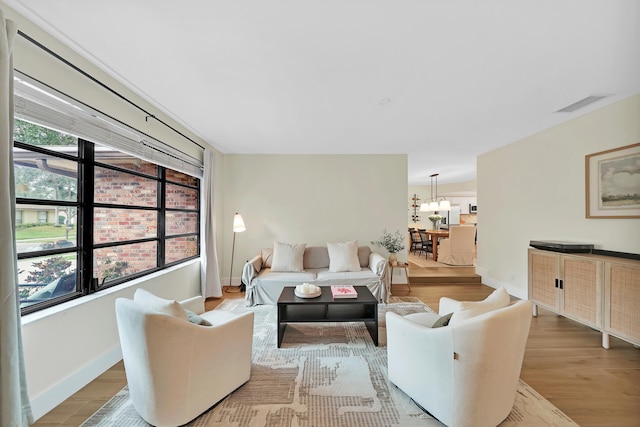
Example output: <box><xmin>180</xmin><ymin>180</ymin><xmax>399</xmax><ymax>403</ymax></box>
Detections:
<box><xmin>242</xmin><ymin>255</ymin><xmax>263</xmax><ymax>288</ymax></box>
<box><xmin>385</xmin><ymin>312</ymin><xmax>454</xmax><ymax>409</ymax></box>
<box><xmin>192</xmin><ymin>311</ymin><xmax>254</xmax><ymax>352</ymax></box>
<box><xmin>370</xmin><ymin>252</ymin><xmax>389</xmax><ymax>301</ymax></box>
<box><xmin>188</xmin><ymin>311</ymin><xmax>254</xmax><ymax>408</ymax></box>
<box><xmin>191</xmin><ymin>311</ymin><xmax>254</xmax><ymax>371</ymax></box>
<box><xmin>369</xmin><ymin>252</ymin><xmax>387</xmax><ymax>276</ymax></box>
<box><xmin>438</xmin><ymin>296</ymin><xmax>461</xmax><ymax>316</ymax></box>
<box><xmin>180</xmin><ymin>296</ymin><xmax>205</xmax><ymax>314</ymax></box>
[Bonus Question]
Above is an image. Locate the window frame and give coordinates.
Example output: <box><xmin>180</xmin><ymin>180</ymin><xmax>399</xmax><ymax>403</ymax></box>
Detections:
<box><xmin>16</xmin><ymin>132</ymin><xmax>200</xmax><ymax>316</ymax></box>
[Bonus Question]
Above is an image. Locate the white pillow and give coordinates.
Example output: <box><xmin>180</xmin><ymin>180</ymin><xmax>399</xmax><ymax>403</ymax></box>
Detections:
<box><xmin>448</xmin><ymin>287</ymin><xmax>510</xmax><ymax>326</ymax></box>
<box><xmin>133</xmin><ymin>288</ymin><xmax>188</xmax><ymax>321</ymax></box>
<box><xmin>327</xmin><ymin>240</ymin><xmax>361</xmax><ymax>272</ymax></box>
<box><xmin>271</xmin><ymin>242</ymin><xmax>306</xmax><ymax>272</ymax></box>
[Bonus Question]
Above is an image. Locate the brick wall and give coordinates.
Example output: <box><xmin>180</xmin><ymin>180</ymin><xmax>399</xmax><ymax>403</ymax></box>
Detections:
<box><xmin>91</xmin><ymin>166</ymin><xmax>198</xmax><ymax>280</ymax></box>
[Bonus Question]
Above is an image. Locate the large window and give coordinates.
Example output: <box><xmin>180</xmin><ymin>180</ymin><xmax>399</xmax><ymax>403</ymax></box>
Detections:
<box><xmin>15</xmin><ymin>119</ymin><xmax>200</xmax><ymax>314</ymax></box>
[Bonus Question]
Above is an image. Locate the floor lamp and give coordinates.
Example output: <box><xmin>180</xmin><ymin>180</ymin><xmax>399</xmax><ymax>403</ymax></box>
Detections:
<box><xmin>226</xmin><ymin>213</ymin><xmax>246</xmax><ymax>293</ymax></box>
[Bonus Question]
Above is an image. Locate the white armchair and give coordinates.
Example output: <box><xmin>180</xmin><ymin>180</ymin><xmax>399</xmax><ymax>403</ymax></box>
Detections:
<box><xmin>437</xmin><ymin>225</ymin><xmax>476</xmax><ymax>265</ymax></box>
<box><xmin>115</xmin><ymin>290</ymin><xmax>254</xmax><ymax>427</ymax></box>
<box><xmin>386</xmin><ymin>289</ymin><xmax>532</xmax><ymax>427</ymax></box>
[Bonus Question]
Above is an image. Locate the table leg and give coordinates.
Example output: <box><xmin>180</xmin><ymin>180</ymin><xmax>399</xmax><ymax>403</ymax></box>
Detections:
<box><xmin>431</xmin><ymin>235</ymin><xmax>438</xmax><ymax>261</ymax></box>
<box><xmin>278</xmin><ymin>322</ymin><xmax>287</xmax><ymax>348</ymax></box>
<box><xmin>364</xmin><ymin>304</ymin><xmax>378</xmax><ymax>346</ymax></box>
<box><xmin>405</xmin><ymin>266</ymin><xmax>411</xmax><ymax>292</ymax></box>
<box><xmin>277</xmin><ymin>305</ymin><xmax>286</xmax><ymax>348</ymax></box>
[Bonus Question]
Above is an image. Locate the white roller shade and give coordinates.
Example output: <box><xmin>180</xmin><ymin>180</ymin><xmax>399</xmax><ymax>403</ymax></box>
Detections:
<box><xmin>13</xmin><ymin>72</ymin><xmax>203</xmax><ymax>178</ymax></box>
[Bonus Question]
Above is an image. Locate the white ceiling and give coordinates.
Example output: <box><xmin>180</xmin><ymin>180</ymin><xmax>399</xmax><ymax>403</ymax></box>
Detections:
<box><xmin>6</xmin><ymin>0</ymin><xmax>640</xmax><ymax>184</ymax></box>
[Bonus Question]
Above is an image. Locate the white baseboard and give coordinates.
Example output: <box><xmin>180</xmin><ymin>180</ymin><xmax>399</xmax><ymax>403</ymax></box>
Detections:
<box><xmin>476</xmin><ymin>266</ymin><xmax>527</xmax><ymax>300</ymax></box>
<box><xmin>30</xmin><ymin>345</ymin><xmax>123</xmax><ymax>421</ymax></box>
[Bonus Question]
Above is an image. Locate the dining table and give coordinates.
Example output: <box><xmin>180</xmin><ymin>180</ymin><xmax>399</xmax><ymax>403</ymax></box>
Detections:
<box><xmin>427</xmin><ymin>229</ymin><xmax>450</xmax><ymax>262</ymax></box>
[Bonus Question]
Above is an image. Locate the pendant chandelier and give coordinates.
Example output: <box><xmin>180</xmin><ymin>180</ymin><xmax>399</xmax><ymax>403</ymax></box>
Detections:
<box><xmin>420</xmin><ymin>173</ymin><xmax>450</xmax><ymax>212</ymax></box>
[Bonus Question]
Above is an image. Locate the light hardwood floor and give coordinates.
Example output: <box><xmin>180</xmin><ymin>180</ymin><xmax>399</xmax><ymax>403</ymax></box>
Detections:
<box><xmin>33</xmin><ymin>282</ymin><xmax>640</xmax><ymax>427</ymax></box>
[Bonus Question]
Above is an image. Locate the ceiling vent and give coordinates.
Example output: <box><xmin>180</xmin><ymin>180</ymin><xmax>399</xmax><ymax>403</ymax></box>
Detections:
<box><xmin>556</xmin><ymin>95</ymin><xmax>609</xmax><ymax>113</ymax></box>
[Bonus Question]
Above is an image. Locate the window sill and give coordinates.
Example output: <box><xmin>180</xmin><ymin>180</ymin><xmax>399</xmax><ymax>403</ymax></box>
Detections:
<box><xmin>21</xmin><ymin>258</ymin><xmax>200</xmax><ymax>326</ymax></box>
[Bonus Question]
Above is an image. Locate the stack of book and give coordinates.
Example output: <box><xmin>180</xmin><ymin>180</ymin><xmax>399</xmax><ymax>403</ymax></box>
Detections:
<box><xmin>330</xmin><ymin>285</ymin><xmax>357</xmax><ymax>299</ymax></box>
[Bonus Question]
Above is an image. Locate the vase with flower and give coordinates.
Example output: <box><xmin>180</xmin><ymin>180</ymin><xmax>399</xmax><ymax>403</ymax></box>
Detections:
<box><xmin>428</xmin><ymin>214</ymin><xmax>442</xmax><ymax>231</ymax></box>
<box><xmin>371</xmin><ymin>229</ymin><xmax>405</xmax><ymax>266</ymax></box>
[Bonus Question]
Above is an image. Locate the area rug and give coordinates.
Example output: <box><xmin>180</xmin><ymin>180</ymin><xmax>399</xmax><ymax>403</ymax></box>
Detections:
<box><xmin>81</xmin><ymin>297</ymin><xmax>578</xmax><ymax>427</ymax></box>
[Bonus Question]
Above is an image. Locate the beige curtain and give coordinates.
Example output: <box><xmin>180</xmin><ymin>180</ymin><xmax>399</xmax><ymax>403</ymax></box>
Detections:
<box><xmin>200</xmin><ymin>148</ymin><xmax>222</xmax><ymax>297</ymax></box>
<box><xmin>0</xmin><ymin>10</ymin><xmax>33</xmax><ymax>426</ymax></box>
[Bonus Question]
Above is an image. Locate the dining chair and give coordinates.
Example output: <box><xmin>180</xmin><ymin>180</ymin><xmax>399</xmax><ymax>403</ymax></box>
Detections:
<box><xmin>417</xmin><ymin>229</ymin><xmax>432</xmax><ymax>258</ymax></box>
<box><xmin>409</xmin><ymin>229</ymin><xmax>421</xmax><ymax>255</ymax></box>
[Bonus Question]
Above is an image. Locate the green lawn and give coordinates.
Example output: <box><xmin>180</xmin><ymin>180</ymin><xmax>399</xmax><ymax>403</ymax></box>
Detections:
<box><xmin>16</xmin><ymin>225</ymin><xmax>74</xmax><ymax>241</ymax></box>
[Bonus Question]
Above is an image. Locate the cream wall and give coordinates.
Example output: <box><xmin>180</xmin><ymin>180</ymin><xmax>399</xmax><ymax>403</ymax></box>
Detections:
<box><xmin>221</xmin><ymin>154</ymin><xmax>408</xmax><ymax>277</ymax></box>
<box><xmin>477</xmin><ymin>94</ymin><xmax>640</xmax><ymax>299</ymax></box>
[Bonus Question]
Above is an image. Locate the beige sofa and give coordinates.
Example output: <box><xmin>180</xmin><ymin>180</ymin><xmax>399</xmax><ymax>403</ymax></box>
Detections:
<box><xmin>242</xmin><ymin>245</ymin><xmax>389</xmax><ymax>306</ymax></box>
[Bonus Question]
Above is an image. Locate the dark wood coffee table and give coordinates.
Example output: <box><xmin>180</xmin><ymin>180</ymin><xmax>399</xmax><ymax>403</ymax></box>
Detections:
<box><xmin>277</xmin><ymin>286</ymin><xmax>378</xmax><ymax>347</ymax></box>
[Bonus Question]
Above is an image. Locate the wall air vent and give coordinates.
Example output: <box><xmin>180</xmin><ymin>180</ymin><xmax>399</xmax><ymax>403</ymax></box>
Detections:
<box><xmin>555</xmin><ymin>95</ymin><xmax>609</xmax><ymax>113</ymax></box>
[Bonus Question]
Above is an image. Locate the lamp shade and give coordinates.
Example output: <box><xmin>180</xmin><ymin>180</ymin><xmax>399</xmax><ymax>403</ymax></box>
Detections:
<box><xmin>439</xmin><ymin>200</ymin><xmax>451</xmax><ymax>211</ymax></box>
<box><xmin>232</xmin><ymin>213</ymin><xmax>246</xmax><ymax>232</ymax></box>
<box><xmin>429</xmin><ymin>201</ymin><xmax>439</xmax><ymax>211</ymax></box>
<box><xmin>419</xmin><ymin>202</ymin><xmax>431</xmax><ymax>212</ymax></box>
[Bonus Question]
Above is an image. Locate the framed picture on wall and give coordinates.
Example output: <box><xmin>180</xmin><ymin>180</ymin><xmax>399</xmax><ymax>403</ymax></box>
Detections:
<box><xmin>585</xmin><ymin>142</ymin><xmax>640</xmax><ymax>218</ymax></box>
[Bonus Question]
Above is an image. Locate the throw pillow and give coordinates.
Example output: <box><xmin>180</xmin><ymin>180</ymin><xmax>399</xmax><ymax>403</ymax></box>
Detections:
<box><xmin>133</xmin><ymin>288</ymin><xmax>189</xmax><ymax>321</ymax></box>
<box><xmin>404</xmin><ymin>312</ymin><xmax>441</xmax><ymax>327</ymax></box>
<box><xmin>261</xmin><ymin>248</ymin><xmax>273</xmax><ymax>268</ymax></box>
<box><xmin>185</xmin><ymin>309</ymin><xmax>213</xmax><ymax>326</ymax></box>
<box><xmin>271</xmin><ymin>242</ymin><xmax>306</xmax><ymax>272</ymax></box>
<box><xmin>327</xmin><ymin>240</ymin><xmax>361</xmax><ymax>272</ymax></box>
<box><xmin>448</xmin><ymin>287</ymin><xmax>510</xmax><ymax>326</ymax></box>
<box><xmin>431</xmin><ymin>312</ymin><xmax>453</xmax><ymax>328</ymax></box>
<box><xmin>404</xmin><ymin>312</ymin><xmax>453</xmax><ymax>328</ymax></box>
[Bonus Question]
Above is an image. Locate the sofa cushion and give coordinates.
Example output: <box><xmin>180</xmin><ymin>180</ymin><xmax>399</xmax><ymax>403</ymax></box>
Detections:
<box><xmin>327</xmin><ymin>240</ymin><xmax>361</xmax><ymax>272</ymax></box>
<box><xmin>431</xmin><ymin>312</ymin><xmax>453</xmax><ymax>328</ymax></box>
<box><xmin>403</xmin><ymin>311</ymin><xmax>452</xmax><ymax>328</ymax></box>
<box><xmin>357</xmin><ymin>246</ymin><xmax>371</xmax><ymax>267</ymax></box>
<box><xmin>261</xmin><ymin>245</ymin><xmax>372</xmax><ymax>270</ymax></box>
<box><xmin>403</xmin><ymin>312</ymin><xmax>441</xmax><ymax>327</ymax></box>
<box><xmin>271</xmin><ymin>242</ymin><xmax>306</xmax><ymax>272</ymax></box>
<box><xmin>303</xmin><ymin>246</ymin><xmax>331</xmax><ymax>269</ymax></box>
<box><xmin>261</xmin><ymin>248</ymin><xmax>274</xmax><ymax>268</ymax></box>
<box><xmin>133</xmin><ymin>288</ymin><xmax>188</xmax><ymax>321</ymax></box>
<box><xmin>448</xmin><ymin>287</ymin><xmax>510</xmax><ymax>326</ymax></box>
<box><xmin>316</xmin><ymin>269</ymin><xmax>377</xmax><ymax>281</ymax></box>
<box><xmin>185</xmin><ymin>309</ymin><xmax>213</xmax><ymax>326</ymax></box>
<box><xmin>258</xmin><ymin>270</ymin><xmax>318</xmax><ymax>282</ymax></box>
